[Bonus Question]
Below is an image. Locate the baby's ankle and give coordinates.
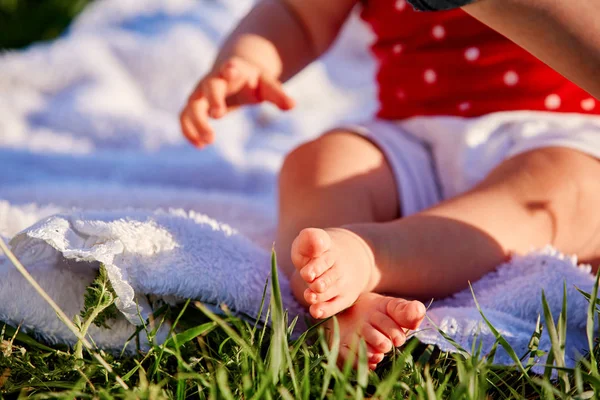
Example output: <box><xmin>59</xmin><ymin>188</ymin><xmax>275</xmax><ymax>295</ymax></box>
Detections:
<box><xmin>335</xmin><ymin>225</ymin><xmax>381</xmax><ymax>293</ymax></box>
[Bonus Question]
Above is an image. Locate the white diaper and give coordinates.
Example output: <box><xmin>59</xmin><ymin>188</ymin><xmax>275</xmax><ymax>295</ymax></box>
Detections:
<box><xmin>342</xmin><ymin>111</ymin><xmax>600</xmax><ymax>216</ymax></box>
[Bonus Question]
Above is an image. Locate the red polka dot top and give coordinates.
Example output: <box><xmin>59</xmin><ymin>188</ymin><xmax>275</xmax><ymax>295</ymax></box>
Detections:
<box><xmin>360</xmin><ymin>0</ymin><xmax>599</xmax><ymax>119</ymax></box>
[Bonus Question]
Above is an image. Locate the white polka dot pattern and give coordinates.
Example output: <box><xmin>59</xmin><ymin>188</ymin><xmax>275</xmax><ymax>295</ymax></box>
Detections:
<box><xmin>503</xmin><ymin>71</ymin><xmax>519</xmax><ymax>86</ymax></box>
<box><xmin>464</xmin><ymin>47</ymin><xmax>479</xmax><ymax>62</ymax></box>
<box><xmin>458</xmin><ymin>102</ymin><xmax>471</xmax><ymax>111</ymax></box>
<box><xmin>545</xmin><ymin>94</ymin><xmax>561</xmax><ymax>110</ymax></box>
<box><xmin>424</xmin><ymin>69</ymin><xmax>437</xmax><ymax>84</ymax></box>
<box><xmin>581</xmin><ymin>98</ymin><xmax>596</xmax><ymax>111</ymax></box>
<box><xmin>367</xmin><ymin>0</ymin><xmax>600</xmax><ymax>118</ymax></box>
<box><xmin>432</xmin><ymin>25</ymin><xmax>446</xmax><ymax>40</ymax></box>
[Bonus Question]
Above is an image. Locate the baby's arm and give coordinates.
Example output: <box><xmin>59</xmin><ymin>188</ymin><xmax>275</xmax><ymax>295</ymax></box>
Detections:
<box><xmin>464</xmin><ymin>0</ymin><xmax>600</xmax><ymax>99</ymax></box>
<box><xmin>180</xmin><ymin>0</ymin><xmax>357</xmax><ymax>147</ymax></box>
<box><xmin>218</xmin><ymin>0</ymin><xmax>357</xmax><ymax>82</ymax></box>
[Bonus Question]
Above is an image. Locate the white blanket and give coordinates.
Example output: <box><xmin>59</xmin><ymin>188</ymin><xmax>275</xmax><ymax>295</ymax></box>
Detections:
<box><xmin>0</xmin><ymin>0</ymin><xmax>596</xmax><ymax>368</ymax></box>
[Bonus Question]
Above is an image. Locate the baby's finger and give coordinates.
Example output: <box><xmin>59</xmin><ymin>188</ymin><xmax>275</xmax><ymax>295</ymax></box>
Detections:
<box><xmin>189</xmin><ymin>97</ymin><xmax>215</xmax><ymax>145</ymax></box>
<box><xmin>219</xmin><ymin>58</ymin><xmax>259</xmax><ymax>94</ymax></box>
<box><xmin>187</xmin><ymin>80</ymin><xmax>205</xmax><ymax>103</ymax></box>
<box><xmin>257</xmin><ymin>76</ymin><xmax>295</xmax><ymax>110</ymax></box>
<box><xmin>220</xmin><ymin>60</ymin><xmax>240</xmax><ymax>82</ymax></box>
<box><xmin>180</xmin><ymin>109</ymin><xmax>202</xmax><ymax>147</ymax></box>
<box><xmin>203</xmin><ymin>78</ymin><xmax>228</xmax><ymax>119</ymax></box>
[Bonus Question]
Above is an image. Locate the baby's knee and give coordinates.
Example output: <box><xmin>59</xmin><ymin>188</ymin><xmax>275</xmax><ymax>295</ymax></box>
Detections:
<box><xmin>502</xmin><ymin>148</ymin><xmax>600</xmax><ymax>236</ymax></box>
<box><xmin>279</xmin><ymin>130</ymin><xmax>377</xmax><ymax>188</ymax></box>
<box><xmin>493</xmin><ymin>148</ymin><xmax>597</xmax><ymax>203</ymax></box>
<box><xmin>279</xmin><ymin>134</ymin><xmax>346</xmax><ymax>190</ymax></box>
<box><xmin>280</xmin><ymin>139</ymin><xmax>320</xmax><ymax>185</ymax></box>
<box><xmin>531</xmin><ymin>148</ymin><xmax>599</xmax><ymax>200</ymax></box>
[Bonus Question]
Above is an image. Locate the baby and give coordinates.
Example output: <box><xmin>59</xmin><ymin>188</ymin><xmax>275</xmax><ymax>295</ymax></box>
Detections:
<box><xmin>180</xmin><ymin>0</ymin><xmax>600</xmax><ymax>369</ymax></box>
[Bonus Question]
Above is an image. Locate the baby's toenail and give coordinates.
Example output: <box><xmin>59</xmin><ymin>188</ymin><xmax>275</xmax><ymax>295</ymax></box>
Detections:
<box><xmin>316</xmin><ymin>309</ymin><xmax>324</xmax><ymax>318</ymax></box>
<box><xmin>309</xmin><ymin>272</ymin><xmax>315</xmax><ymax>281</ymax></box>
<box><xmin>414</xmin><ymin>301</ymin><xmax>427</xmax><ymax>315</ymax></box>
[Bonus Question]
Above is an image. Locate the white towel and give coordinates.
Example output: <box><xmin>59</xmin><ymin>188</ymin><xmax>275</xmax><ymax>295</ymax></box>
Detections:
<box><xmin>416</xmin><ymin>248</ymin><xmax>595</xmax><ymax>367</ymax></box>
<box><xmin>0</xmin><ymin>0</ymin><xmax>596</xmax><ymax>369</ymax></box>
<box><xmin>0</xmin><ymin>208</ymin><xmax>595</xmax><ymax>368</ymax></box>
<box><xmin>0</xmin><ymin>208</ymin><xmax>304</xmax><ymax>352</ymax></box>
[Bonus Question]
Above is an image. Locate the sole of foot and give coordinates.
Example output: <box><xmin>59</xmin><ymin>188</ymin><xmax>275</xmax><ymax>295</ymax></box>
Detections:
<box><xmin>290</xmin><ymin>227</ymin><xmax>376</xmax><ymax>319</ymax></box>
<box><xmin>325</xmin><ymin>292</ymin><xmax>426</xmax><ymax>370</ymax></box>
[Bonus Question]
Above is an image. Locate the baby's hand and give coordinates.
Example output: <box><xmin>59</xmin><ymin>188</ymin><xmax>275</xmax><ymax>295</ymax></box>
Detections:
<box><xmin>180</xmin><ymin>57</ymin><xmax>295</xmax><ymax>148</ymax></box>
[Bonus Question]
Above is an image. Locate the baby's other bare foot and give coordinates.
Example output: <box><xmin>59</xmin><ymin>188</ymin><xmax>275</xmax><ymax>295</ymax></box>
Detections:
<box><xmin>290</xmin><ymin>227</ymin><xmax>377</xmax><ymax>319</ymax></box>
<box><xmin>328</xmin><ymin>292</ymin><xmax>426</xmax><ymax>370</ymax></box>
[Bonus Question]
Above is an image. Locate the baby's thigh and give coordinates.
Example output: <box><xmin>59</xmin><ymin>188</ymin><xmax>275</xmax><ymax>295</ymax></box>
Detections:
<box><xmin>279</xmin><ymin>128</ymin><xmax>400</xmax><ymax>223</ymax></box>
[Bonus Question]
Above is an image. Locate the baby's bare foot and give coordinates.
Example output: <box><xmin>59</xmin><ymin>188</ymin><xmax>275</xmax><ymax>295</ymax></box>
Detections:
<box><xmin>328</xmin><ymin>292</ymin><xmax>426</xmax><ymax>370</ymax></box>
<box><xmin>290</xmin><ymin>227</ymin><xmax>377</xmax><ymax>319</ymax></box>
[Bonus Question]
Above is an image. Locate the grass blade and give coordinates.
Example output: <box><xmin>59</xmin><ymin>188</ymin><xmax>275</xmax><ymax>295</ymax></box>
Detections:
<box><xmin>0</xmin><ymin>323</ymin><xmax>59</xmax><ymax>353</ymax></box>
<box><xmin>193</xmin><ymin>302</ymin><xmax>257</xmax><ymax>361</ymax></box>
<box><xmin>525</xmin><ymin>314</ymin><xmax>544</xmax><ymax>370</ymax></box>
<box><xmin>0</xmin><ymin>236</ymin><xmax>128</xmax><ymax>390</ymax></box>
<box><xmin>584</xmin><ymin>269</ymin><xmax>600</xmax><ymax>376</ymax></box>
<box><xmin>469</xmin><ymin>283</ymin><xmax>541</xmax><ymax>395</ymax></box>
<box><xmin>164</xmin><ymin>322</ymin><xmax>216</xmax><ymax>349</ymax></box>
<box><xmin>541</xmin><ymin>289</ymin><xmax>570</xmax><ymax>391</ymax></box>
<box><xmin>216</xmin><ymin>367</ymin><xmax>235</xmax><ymax>400</ymax></box>
<box><xmin>320</xmin><ymin>317</ymin><xmax>340</xmax><ymax>400</ymax></box>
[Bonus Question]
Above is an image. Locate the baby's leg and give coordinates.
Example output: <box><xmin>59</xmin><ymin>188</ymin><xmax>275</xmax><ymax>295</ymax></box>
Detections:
<box><xmin>276</xmin><ymin>130</ymin><xmax>425</xmax><ymax>364</ymax></box>
<box><xmin>276</xmin><ymin>129</ymin><xmax>399</xmax><ymax>286</ymax></box>
<box><xmin>335</xmin><ymin>147</ymin><xmax>600</xmax><ymax>301</ymax></box>
<box><xmin>287</xmin><ymin>146</ymin><xmax>600</xmax><ymax>367</ymax></box>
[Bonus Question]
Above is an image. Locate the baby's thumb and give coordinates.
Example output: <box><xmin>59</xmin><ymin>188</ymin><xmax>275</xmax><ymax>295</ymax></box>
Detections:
<box><xmin>257</xmin><ymin>76</ymin><xmax>295</xmax><ymax>111</ymax></box>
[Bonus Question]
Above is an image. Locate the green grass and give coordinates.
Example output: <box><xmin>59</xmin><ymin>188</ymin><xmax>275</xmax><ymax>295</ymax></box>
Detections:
<box><xmin>0</xmin><ymin>0</ymin><xmax>93</xmax><ymax>50</ymax></box>
<box><xmin>1</xmin><ymin>248</ymin><xmax>600</xmax><ymax>399</ymax></box>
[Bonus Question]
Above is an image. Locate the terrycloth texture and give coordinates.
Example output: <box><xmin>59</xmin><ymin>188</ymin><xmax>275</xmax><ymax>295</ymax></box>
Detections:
<box><xmin>1</xmin><ymin>209</ymin><xmax>595</xmax><ymax>366</ymax></box>
<box><xmin>1</xmin><ymin>208</ymin><xmax>304</xmax><ymax>351</ymax></box>
<box><xmin>0</xmin><ymin>0</ymin><xmax>596</xmax><ymax>368</ymax></box>
<box><xmin>417</xmin><ymin>248</ymin><xmax>595</xmax><ymax>367</ymax></box>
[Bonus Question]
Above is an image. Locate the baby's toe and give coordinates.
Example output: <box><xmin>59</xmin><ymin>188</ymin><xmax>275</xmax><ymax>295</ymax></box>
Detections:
<box><xmin>309</xmin><ymin>267</ymin><xmax>341</xmax><ymax>293</ymax></box>
<box><xmin>304</xmin><ymin>286</ymin><xmax>338</xmax><ymax>305</ymax></box>
<box><xmin>291</xmin><ymin>228</ymin><xmax>331</xmax><ymax>270</ymax></box>
<box><xmin>367</xmin><ymin>346</ymin><xmax>385</xmax><ymax>364</ymax></box>
<box><xmin>370</xmin><ymin>311</ymin><xmax>407</xmax><ymax>348</ymax></box>
<box><xmin>360</xmin><ymin>323</ymin><xmax>393</xmax><ymax>354</ymax></box>
<box><xmin>386</xmin><ymin>299</ymin><xmax>426</xmax><ymax>331</ymax></box>
<box><xmin>300</xmin><ymin>252</ymin><xmax>334</xmax><ymax>283</ymax></box>
<box><xmin>304</xmin><ymin>289</ymin><xmax>319</xmax><ymax>305</ymax></box>
<box><xmin>308</xmin><ymin>295</ymin><xmax>348</xmax><ymax>319</ymax></box>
